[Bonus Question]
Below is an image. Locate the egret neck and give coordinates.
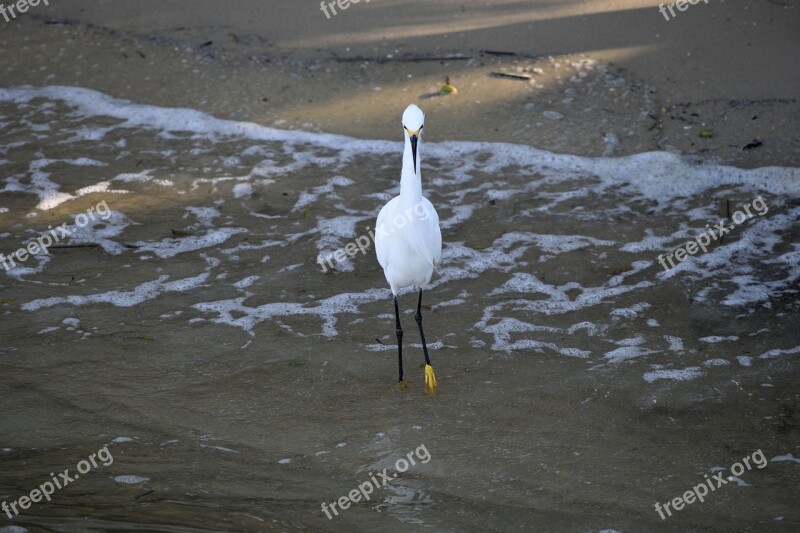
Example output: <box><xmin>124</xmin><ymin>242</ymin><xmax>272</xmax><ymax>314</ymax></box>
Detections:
<box><xmin>400</xmin><ymin>132</ymin><xmax>422</xmax><ymax>208</ymax></box>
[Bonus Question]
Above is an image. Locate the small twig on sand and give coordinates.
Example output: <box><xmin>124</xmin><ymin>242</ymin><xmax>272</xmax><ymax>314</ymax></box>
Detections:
<box><xmin>481</xmin><ymin>50</ymin><xmax>540</xmax><ymax>59</ymax></box>
<box><xmin>490</xmin><ymin>72</ymin><xmax>531</xmax><ymax>81</ymax></box>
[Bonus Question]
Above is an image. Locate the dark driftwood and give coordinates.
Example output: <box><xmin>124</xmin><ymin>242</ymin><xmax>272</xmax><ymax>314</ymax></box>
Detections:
<box><xmin>490</xmin><ymin>72</ymin><xmax>531</xmax><ymax>81</ymax></box>
<box><xmin>481</xmin><ymin>50</ymin><xmax>540</xmax><ymax>59</ymax></box>
<box><xmin>335</xmin><ymin>55</ymin><xmax>470</xmax><ymax>63</ymax></box>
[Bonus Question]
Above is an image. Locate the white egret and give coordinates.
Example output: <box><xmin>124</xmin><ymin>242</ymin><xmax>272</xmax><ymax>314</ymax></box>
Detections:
<box><xmin>375</xmin><ymin>104</ymin><xmax>442</xmax><ymax>394</ymax></box>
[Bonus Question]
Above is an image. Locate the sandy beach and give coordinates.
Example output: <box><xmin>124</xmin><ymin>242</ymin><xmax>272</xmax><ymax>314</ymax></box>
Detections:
<box><xmin>1</xmin><ymin>1</ymin><xmax>798</xmax><ymax>531</ymax></box>
<box><xmin>1</xmin><ymin>0</ymin><xmax>798</xmax><ymax>164</ymax></box>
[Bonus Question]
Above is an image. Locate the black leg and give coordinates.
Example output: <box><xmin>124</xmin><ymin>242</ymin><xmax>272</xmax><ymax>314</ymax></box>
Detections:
<box><xmin>416</xmin><ymin>289</ymin><xmax>437</xmax><ymax>393</ymax></box>
<box><xmin>394</xmin><ymin>295</ymin><xmax>404</xmax><ymax>383</ymax></box>
<box><xmin>415</xmin><ymin>289</ymin><xmax>432</xmax><ymax>366</ymax></box>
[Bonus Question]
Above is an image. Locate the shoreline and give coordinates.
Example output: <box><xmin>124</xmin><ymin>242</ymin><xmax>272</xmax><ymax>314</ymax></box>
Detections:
<box><xmin>0</xmin><ymin>2</ymin><xmax>795</xmax><ymax>167</ymax></box>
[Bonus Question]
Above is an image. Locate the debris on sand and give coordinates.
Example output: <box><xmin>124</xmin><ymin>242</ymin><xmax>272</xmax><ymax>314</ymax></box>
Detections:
<box><xmin>490</xmin><ymin>71</ymin><xmax>532</xmax><ymax>81</ymax></box>
<box><xmin>441</xmin><ymin>76</ymin><xmax>458</xmax><ymax>94</ymax></box>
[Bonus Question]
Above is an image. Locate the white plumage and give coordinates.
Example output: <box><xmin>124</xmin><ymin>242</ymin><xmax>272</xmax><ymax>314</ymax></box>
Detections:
<box><xmin>375</xmin><ymin>104</ymin><xmax>442</xmax><ymax>294</ymax></box>
<box><xmin>375</xmin><ymin>194</ymin><xmax>441</xmax><ymax>293</ymax></box>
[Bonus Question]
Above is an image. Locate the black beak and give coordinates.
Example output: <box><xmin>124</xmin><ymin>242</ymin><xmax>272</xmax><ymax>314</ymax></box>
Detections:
<box><xmin>410</xmin><ymin>134</ymin><xmax>418</xmax><ymax>173</ymax></box>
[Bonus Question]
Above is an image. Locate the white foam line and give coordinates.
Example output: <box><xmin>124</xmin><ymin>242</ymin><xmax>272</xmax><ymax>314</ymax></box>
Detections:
<box><xmin>699</xmin><ymin>335</ymin><xmax>739</xmax><ymax>343</ymax></box>
<box><xmin>643</xmin><ymin>367</ymin><xmax>705</xmax><ymax>383</ymax></box>
<box><xmin>757</xmin><ymin>346</ymin><xmax>800</xmax><ymax>359</ymax></box>
<box><xmin>193</xmin><ymin>289</ymin><xmax>387</xmax><ymax>337</ymax></box>
<box><xmin>0</xmin><ymin>85</ymin><xmax>395</xmax><ymax>156</ymax></box>
<box><xmin>1</xmin><ymin>86</ymin><xmax>797</xmax><ymax>204</ymax></box>
<box><xmin>134</xmin><ymin>227</ymin><xmax>247</xmax><ymax>259</ymax></box>
<box><xmin>22</xmin><ymin>273</ymin><xmax>209</xmax><ymax>311</ymax></box>
<box><xmin>771</xmin><ymin>454</ymin><xmax>800</xmax><ymax>464</ymax></box>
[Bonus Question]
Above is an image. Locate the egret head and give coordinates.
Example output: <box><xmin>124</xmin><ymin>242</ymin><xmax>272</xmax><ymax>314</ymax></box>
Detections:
<box><xmin>402</xmin><ymin>104</ymin><xmax>424</xmax><ymax>172</ymax></box>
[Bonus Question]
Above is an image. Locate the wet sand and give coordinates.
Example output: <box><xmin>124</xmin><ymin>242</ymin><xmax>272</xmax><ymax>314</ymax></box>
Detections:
<box><xmin>1</xmin><ymin>1</ymin><xmax>799</xmax><ymax>532</ymax></box>
<box><xmin>1</xmin><ymin>0</ymin><xmax>798</xmax><ymax>165</ymax></box>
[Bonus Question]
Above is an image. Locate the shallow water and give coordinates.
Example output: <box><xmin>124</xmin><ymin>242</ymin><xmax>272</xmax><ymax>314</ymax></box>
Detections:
<box><xmin>0</xmin><ymin>86</ymin><xmax>799</xmax><ymax>531</ymax></box>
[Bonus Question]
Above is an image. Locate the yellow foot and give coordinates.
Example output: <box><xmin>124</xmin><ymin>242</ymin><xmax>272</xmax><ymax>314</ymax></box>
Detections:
<box><xmin>395</xmin><ymin>380</ymin><xmax>409</xmax><ymax>390</ymax></box>
<box><xmin>424</xmin><ymin>364</ymin><xmax>437</xmax><ymax>396</ymax></box>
